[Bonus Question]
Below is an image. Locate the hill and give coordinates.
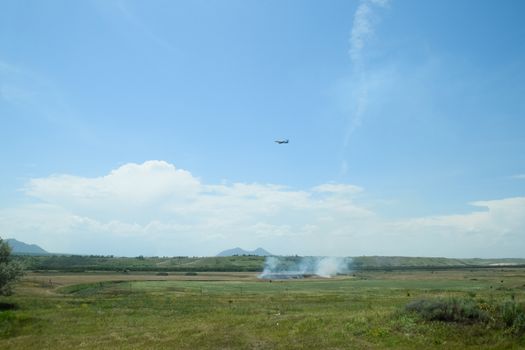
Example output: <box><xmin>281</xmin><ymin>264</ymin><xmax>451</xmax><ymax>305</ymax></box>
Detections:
<box><xmin>6</xmin><ymin>238</ymin><xmax>49</xmax><ymax>255</ymax></box>
<box><xmin>217</xmin><ymin>247</ymin><xmax>272</xmax><ymax>257</ymax></box>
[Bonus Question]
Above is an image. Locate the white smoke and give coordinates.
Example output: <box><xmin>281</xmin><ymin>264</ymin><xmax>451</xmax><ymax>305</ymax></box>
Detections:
<box><xmin>259</xmin><ymin>256</ymin><xmax>353</xmax><ymax>279</ymax></box>
<box><xmin>315</xmin><ymin>257</ymin><xmax>349</xmax><ymax>278</ymax></box>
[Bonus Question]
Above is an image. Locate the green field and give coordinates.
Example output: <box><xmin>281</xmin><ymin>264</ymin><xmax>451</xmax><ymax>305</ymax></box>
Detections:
<box><xmin>1</xmin><ymin>268</ymin><xmax>524</xmax><ymax>349</ymax></box>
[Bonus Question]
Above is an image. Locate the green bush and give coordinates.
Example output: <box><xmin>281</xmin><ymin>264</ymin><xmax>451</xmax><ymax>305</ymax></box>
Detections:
<box><xmin>405</xmin><ymin>298</ymin><xmax>488</xmax><ymax>324</ymax></box>
<box><xmin>405</xmin><ymin>297</ymin><xmax>525</xmax><ymax>335</ymax></box>
<box><xmin>0</xmin><ymin>238</ymin><xmax>24</xmax><ymax>295</ymax></box>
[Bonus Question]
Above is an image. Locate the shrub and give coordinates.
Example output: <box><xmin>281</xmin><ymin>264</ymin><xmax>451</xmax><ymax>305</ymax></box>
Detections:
<box><xmin>405</xmin><ymin>297</ymin><xmax>525</xmax><ymax>335</ymax></box>
<box><xmin>405</xmin><ymin>298</ymin><xmax>488</xmax><ymax>324</ymax></box>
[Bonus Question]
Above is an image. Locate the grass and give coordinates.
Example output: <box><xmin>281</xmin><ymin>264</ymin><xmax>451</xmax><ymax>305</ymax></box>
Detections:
<box><xmin>0</xmin><ymin>268</ymin><xmax>524</xmax><ymax>349</ymax></box>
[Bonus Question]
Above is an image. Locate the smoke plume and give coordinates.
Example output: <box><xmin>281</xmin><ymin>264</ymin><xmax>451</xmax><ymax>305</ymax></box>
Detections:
<box><xmin>259</xmin><ymin>256</ymin><xmax>353</xmax><ymax>279</ymax></box>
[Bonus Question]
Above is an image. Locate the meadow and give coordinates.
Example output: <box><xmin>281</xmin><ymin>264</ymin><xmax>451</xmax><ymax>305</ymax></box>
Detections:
<box><xmin>1</xmin><ymin>267</ymin><xmax>524</xmax><ymax>349</ymax></box>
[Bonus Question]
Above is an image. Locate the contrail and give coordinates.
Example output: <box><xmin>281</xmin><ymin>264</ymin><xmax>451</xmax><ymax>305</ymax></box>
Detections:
<box><xmin>342</xmin><ymin>0</ymin><xmax>390</xmax><ymax>168</ymax></box>
<box><xmin>350</xmin><ymin>0</ymin><xmax>389</xmax><ymax>61</ymax></box>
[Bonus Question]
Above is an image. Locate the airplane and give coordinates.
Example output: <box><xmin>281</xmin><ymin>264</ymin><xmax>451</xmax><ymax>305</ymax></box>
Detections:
<box><xmin>274</xmin><ymin>139</ymin><xmax>289</xmax><ymax>144</ymax></box>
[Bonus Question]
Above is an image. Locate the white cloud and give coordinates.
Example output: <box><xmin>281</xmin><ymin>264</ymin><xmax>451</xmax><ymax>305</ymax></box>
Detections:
<box><xmin>313</xmin><ymin>183</ymin><xmax>363</xmax><ymax>195</ymax></box>
<box><xmin>2</xmin><ymin>160</ymin><xmax>525</xmax><ymax>258</ymax></box>
<box><xmin>27</xmin><ymin>160</ymin><xmax>200</xmax><ymax>208</ymax></box>
<box><xmin>7</xmin><ymin>161</ymin><xmax>373</xmax><ymax>255</ymax></box>
<box><xmin>512</xmin><ymin>174</ymin><xmax>525</xmax><ymax>180</ymax></box>
<box><xmin>398</xmin><ymin>198</ymin><xmax>525</xmax><ymax>234</ymax></box>
<box><xmin>386</xmin><ymin>197</ymin><xmax>525</xmax><ymax>257</ymax></box>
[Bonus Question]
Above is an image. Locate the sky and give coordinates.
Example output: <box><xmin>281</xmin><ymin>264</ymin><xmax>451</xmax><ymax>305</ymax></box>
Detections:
<box><xmin>1</xmin><ymin>0</ymin><xmax>524</xmax><ymax>258</ymax></box>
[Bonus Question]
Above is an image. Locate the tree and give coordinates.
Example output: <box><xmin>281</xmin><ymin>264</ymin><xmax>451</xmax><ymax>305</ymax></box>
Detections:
<box><xmin>0</xmin><ymin>237</ymin><xmax>24</xmax><ymax>295</ymax></box>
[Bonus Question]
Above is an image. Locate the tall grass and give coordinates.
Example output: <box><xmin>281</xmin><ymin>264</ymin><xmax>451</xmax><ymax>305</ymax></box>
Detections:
<box><xmin>405</xmin><ymin>297</ymin><xmax>525</xmax><ymax>335</ymax></box>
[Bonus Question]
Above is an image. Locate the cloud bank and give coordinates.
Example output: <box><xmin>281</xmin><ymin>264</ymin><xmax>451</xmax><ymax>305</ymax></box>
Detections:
<box><xmin>1</xmin><ymin>160</ymin><xmax>524</xmax><ymax>258</ymax></box>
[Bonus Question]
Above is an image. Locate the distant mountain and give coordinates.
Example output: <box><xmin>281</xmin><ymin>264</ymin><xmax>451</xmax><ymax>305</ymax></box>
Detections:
<box><xmin>217</xmin><ymin>247</ymin><xmax>272</xmax><ymax>257</ymax></box>
<box><xmin>5</xmin><ymin>239</ymin><xmax>49</xmax><ymax>255</ymax></box>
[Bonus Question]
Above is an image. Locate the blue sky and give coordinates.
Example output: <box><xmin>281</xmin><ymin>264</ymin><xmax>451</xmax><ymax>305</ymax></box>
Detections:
<box><xmin>1</xmin><ymin>0</ymin><xmax>524</xmax><ymax>257</ymax></box>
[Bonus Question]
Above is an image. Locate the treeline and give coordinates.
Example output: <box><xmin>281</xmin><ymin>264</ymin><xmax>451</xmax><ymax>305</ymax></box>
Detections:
<box><xmin>13</xmin><ymin>254</ymin><xmax>266</xmax><ymax>272</ymax></box>
<box><xmin>351</xmin><ymin>256</ymin><xmax>525</xmax><ymax>270</ymax></box>
<box><xmin>13</xmin><ymin>254</ymin><xmax>525</xmax><ymax>273</ymax></box>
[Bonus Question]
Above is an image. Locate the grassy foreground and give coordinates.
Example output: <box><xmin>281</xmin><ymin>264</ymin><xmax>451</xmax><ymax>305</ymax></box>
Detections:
<box><xmin>0</xmin><ymin>269</ymin><xmax>524</xmax><ymax>349</ymax></box>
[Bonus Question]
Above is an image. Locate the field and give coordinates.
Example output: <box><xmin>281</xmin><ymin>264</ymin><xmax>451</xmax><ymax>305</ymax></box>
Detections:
<box><xmin>1</xmin><ymin>267</ymin><xmax>524</xmax><ymax>349</ymax></box>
